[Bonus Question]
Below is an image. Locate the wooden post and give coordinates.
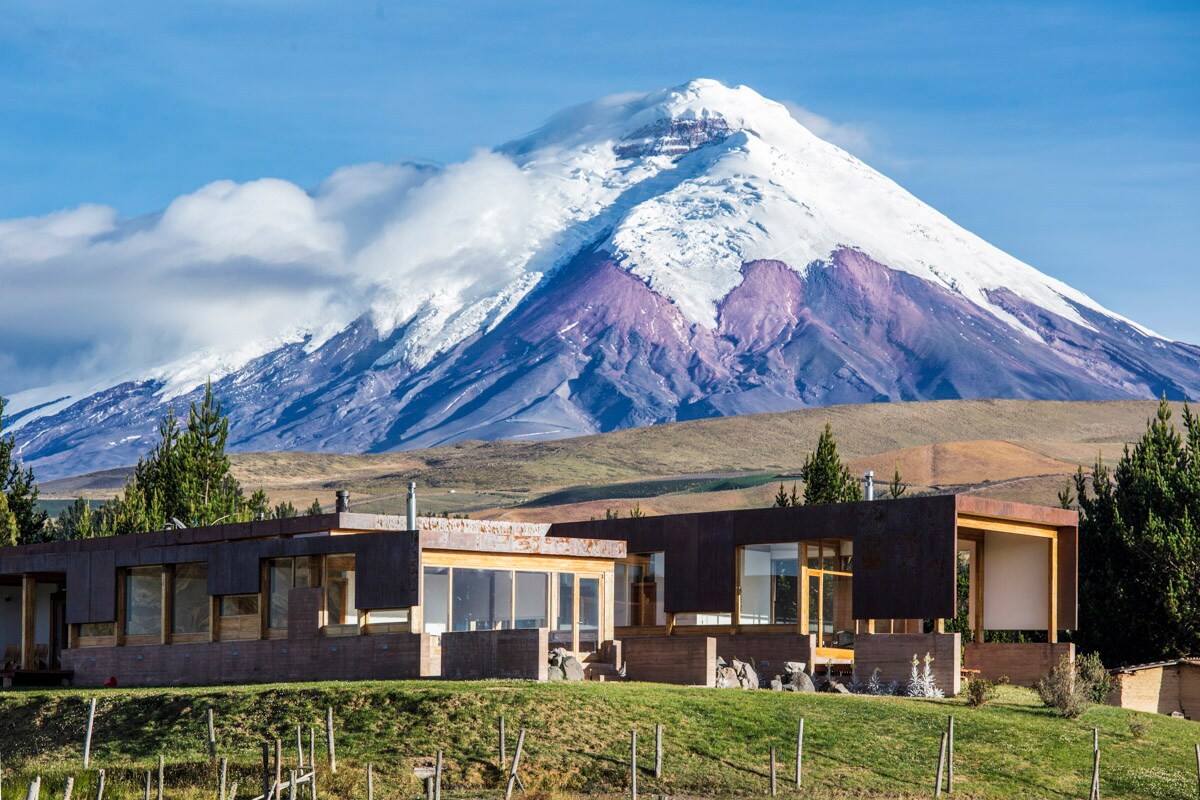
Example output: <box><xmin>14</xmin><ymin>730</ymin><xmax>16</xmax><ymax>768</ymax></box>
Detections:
<box><xmin>499</xmin><ymin>715</ymin><xmax>506</xmax><ymax>770</ymax></box>
<box><xmin>261</xmin><ymin>742</ymin><xmax>270</xmax><ymax>800</ymax></box>
<box><xmin>1194</xmin><ymin>743</ymin><xmax>1199</xmax><ymax>800</ymax></box>
<box><xmin>795</xmin><ymin>717</ymin><xmax>804</xmax><ymax>788</ymax></box>
<box><xmin>296</xmin><ymin>725</ymin><xmax>304</xmax><ymax>770</ymax></box>
<box><xmin>228</xmin><ymin>783</ymin><xmax>238</xmax><ymax>800</ymax></box>
<box><xmin>325</xmin><ymin>708</ymin><xmax>336</xmax><ymax>774</ymax></box>
<box><xmin>434</xmin><ymin>749</ymin><xmax>443</xmax><ymax>800</ymax></box>
<box><xmin>367</xmin><ymin>764</ymin><xmax>374</xmax><ymax>800</ymax></box>
<box><xmin>504</xmin><ymin>729</ymin><xmax>526</xmax><ymax>800</ymax></box>
<box><xmin>157</xmin><ymin>754</ymin><xmax>164</xmax><ymax>800</ymax></box>
<box><xmin>219</xmin><ymin>757</ymin><xmax>228</xmax><ymax>800</ymax></box>
<box><xmin>288</xmin><ymin>771</ymin><xmax>296</xmax><ymax>800</ymax></box>
<box><xmin>630</xmin><ymin>729</ymin><xmax>637</xmax><ymax>800</ymax></box>
<box><xmin>83</xmin><ymin>697</ymin><xmax>97</xmax><ymax>768</ymax></box>
<box><xmin>94</xmin><ymin>769</ymin><xmax>105</xmax><ymax>800</ymax></box>
<box><xmin>769</xmin><ymin>746</ymin><xmax>777</xmax><ymax>797</ymax></box>
<box><xmin>21</xmin><ymin>575</ymin><xmax>36</xmax><ymax>670</ymax></box>
<box><xmin>309</xmin><ymin>728</ymin><xmax>316</xmax><ymax>786</ymax></box>
<box><xmin>275</xmin><ymin>739</ymin><xmax>283</xmax><ymax>797</ymax></box>
<box><xmin>208</xmin><ymin>708</ymin><xmax>217</xmax><ymax>762</ymax></box>
<box><xmin>62</xmin><ymin>776</ymin><xmax>74</xmax><ymax>800</ymax></box>
<box><xmin>143</xmin><ymin>771</ymin><xmax>151</xmax><ymax>800</ymax></box>
<box><xmin>947</xmin><ymin>715</ymin><xmax>954</xmax><ymax>793</ymax></box>
<box><xmin>654</xmin><ymin>723</ymin><xmax>663</xmax><ymax>779</ymax></box>
<box><xmin>934</xmin><ymin>731</ymin><xmax>947</xmax><ymax>798</ymax></box>
<box><xmin>1090</xmin><ymin>745</ymin><xmax>1100</xmax><ymax>800</ymax></box>
<box><xmin>25</xmin><ymin>776</ymin><xmax>41</xmax><ymax>800</ymax></box>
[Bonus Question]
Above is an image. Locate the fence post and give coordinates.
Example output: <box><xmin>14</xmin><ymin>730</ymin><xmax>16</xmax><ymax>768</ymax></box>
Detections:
<box><xmin>219</xmin><ymin>756</ymin><xmax>228</xmax><ymax>800</ymax></box>
<box><xmin>157</xmin><ymin>754</ymin><xmax>164</xmax><ymax>800</ymax></box>
<box><xmin>296</xmin><ymin>725</ymin><xmax>304</xmax><ymax>770</ymax></box>
<box><xmin>207</xmin><ymin>708</ymin><xmax>217</xmax><ymax>762</ymax></box>
<box><xmin>94</xmin><ymin>769</ymin><xmax>105</xmax><ymax>800</ymax></box>
<box><xmin>61</xmin><ymin>776</ymin><xmax>74</xmax><ymax>800</ymax></box>
<box><xmin>654</xmin><ymin>724</ymin><xmax>663</xmax><ymax>779</ymax></box>
<box><xmin>83</xmin><ymin>697</ymin><xmax>97</xmax><ymax>769</ymax></box>
<box><xmin>260</xmin><ymin>742</ymin><xmax>270</xmax><ymax>800</ymax></box>
<box><xmin>367</xmin><ymin>763</ymin><xmax>374</xmax><ymax>800</ymax></box>
<box><xmin>795</xmin><ymin>717</ymin><xmax>804</xmax><ymax>789</ymax></box>
<box><xmin>325</xmin><ymin>708</ymin><xmax>337</xmax><ymax>775</ymax></box>
<box><xmin>947</xmin><ymin>715</ymin><xmax>954</xmax><ymax>793</ymax></box>
<box><xmin>630</xmin><ymin>729</ymin><xmax>637</xmax><ymax>800</ymax></box>
<box><xmin>275</xmin><ymin>739</ymin><xmax>283</xmax><ymax>797</ymax></box>
<box><xmin>1091</xmin><ymin>739</ymin><xmax>1101</xmax><ymax>800</ymax></box>
<box><xmin>934</xmin><ymin>731</ymin><xmax>948</xmax><ymax>798</ymax></box>
<box><xmin>769</xmin><ymin>746</ymin><xmax>777</xmax><ymax>797</ymax></box>
<box><xmin>143</xmin><ymin>771</ymin><xmax>150</xmax><ymax>800</ymax></box>
<box><xmin>504</xmin><ymin>729</ymin><xmax>527</xmax><ymax>800</ymax></box>
<box><xmin>499</xmin><ymin>715</ymin><xmax>506</xmax><ymax>770</ymax></box>
<box><xmin>434</xmin><ymin>749</ymin><xmax>443</xmax><ymax>800</ymax></box>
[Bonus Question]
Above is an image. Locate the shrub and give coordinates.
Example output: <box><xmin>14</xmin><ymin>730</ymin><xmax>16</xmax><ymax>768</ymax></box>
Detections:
<box><xmin>966</xmin><ymin>676</ymin><xmax>999</xmax><ymax>708</ymax></box>
<box><xmin>1129</xmin><ymin>715</ymin><xmax>1150</xmax><ymax>740</ymax></box>
<box><xmin>1036</xmin><ymin>653</ymin><xmax>1108</xmax><ymax>719</ymax></box>
<box><xmin>1076</xmin><ymin>652</ymin><xmax>1113</xmax><ymax>703</ymax></box>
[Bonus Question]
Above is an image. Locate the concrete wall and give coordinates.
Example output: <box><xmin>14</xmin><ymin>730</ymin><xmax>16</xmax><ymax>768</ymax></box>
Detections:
<box><xmin>713</xmin><ymin>633</ymin><xmax>816</xmax><ymax>681</ymax></box>
<box><xmin>63</xmin><ymin>631</ymin><xmax>437</xmax><ymax>687</ymax></box>
<box><xmin>962</xmin><ymin>642</ymin><xmax>1074</xmax><ymax>686</ymax></box>
<box><xmin>621</xmin><ymin>635</ymin><xmax>715</xmax><ymax>687</ymax></box>
<box><xmin>855</xmin><ymin>632</ymin><xmax>961</xmax><ymax>696</ymax></box>
<box><xmin>441</xmin><ymin>628</ymin><xmax>549</xmax><ymax>681</ymax></box>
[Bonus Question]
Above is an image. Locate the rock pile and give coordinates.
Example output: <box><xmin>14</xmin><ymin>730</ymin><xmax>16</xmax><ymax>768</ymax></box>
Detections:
<box><xmin>548</xmin><ymin>647</ymin><xmax>585</xmax><ymax>681</ymax></box>
<box><xmin>714</xmin><ymin>657</ymin><xmax>760</xmax><ymax>689</ymax></box>
<box><xmin>762</xmin><ymin>661</ymin><xmax>816</xmax><ymax>692</ymax></box>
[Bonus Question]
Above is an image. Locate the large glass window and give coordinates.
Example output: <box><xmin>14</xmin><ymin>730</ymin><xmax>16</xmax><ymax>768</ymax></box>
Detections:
<box><xmin>172</xmin><ymin>562</ymin><xmax>210</xmax><ymax>635</ymax></box>
<box><xmin>125</xmin><ymin>566</ymin><xmax>162</xmax><ymax>637</ymax></box>
<box><xmin>551</xmin><ymin>573</ymin><xmax>575</xmax><ymax>649</ymax></box>
<box><xmin>220</xmin><ymin>594</ymin><xmax>259</xmax><ymax>616</ymax></box>
<box><xmin>739</xmin><ymin>543</ymin><xmax>798</xmax><ymax>625</ymax></box>
<box><xmin>615</xmin><ymin>553</ymin><xmax>664</xmax><ymax>627</ymax></box>
<box><xmin>578</xmin><ymin>576</ymin><xmax>600</xmax><ymax>653</ymax></box>
<box><xmin>268</xmin><ymin>557</ymin><xmax>314</xmax><ymax>630</ymax></box>
<box><xmin>514</xmin><ymin>572</ymin><xmax>549</xmax><ymax>628</ymax></box>
<box><xmin>422</xmin><ymin>566</ymin><xmax>450</xmax><ymax>634</ymax></box>
<box><xmin>452</xmin><ymin>569</ymin><xmax>513</xmax><ymax>632</ymax></box>
<box><xmin>325</xmin><ymin>555</ymin><xmax>357</xmax><ymax>626</ymax></box>
<box><xmin>805</xmin><ymin>538</ymin><xmax>854</xmax><ymax>649</ymax></box>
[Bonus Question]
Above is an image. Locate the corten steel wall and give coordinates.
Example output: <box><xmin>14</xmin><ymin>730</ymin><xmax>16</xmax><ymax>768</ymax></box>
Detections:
<box><xmin>712</xmin><ymin>633</ymin><xmax>816</xmax><ymax>680</ymax></box>
<box><xmin>441</xmin><ymin>629</ymin><xmax>550</xmax><ymax>681</ymax></box>
<box><xmin>621</xmin><ymin>636</ymin><xmax>716</xmax><ymax>687</ymax></box>
<box><xmin>854</xmin><ymin>632</ymin><xmax>962</xmax><ymax>697</ymax></box>
<box><xmin>551</xmin><ymin>496</ymin><xmax>965</xmax><ymax>620</ymax></box>
<box><xmin>962</xmin><ymin>642</ymin><xmax>1075</xmax><ymax>686</ymax></box>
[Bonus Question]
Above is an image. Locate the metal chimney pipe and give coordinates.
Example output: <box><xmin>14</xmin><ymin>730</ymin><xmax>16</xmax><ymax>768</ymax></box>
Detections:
<box><xmin>407</xmin><ymin>482</ymin><xmax>417</xmax><ymax>531</ymax></box>
<box><xmin>335</xmin><ymin>490</ymin><xmax>350</xmax><ymax>513</ymax></box>
<box><xmin>864</xmin><ymin>471</ymin><xmax>875</xmax><ymax>501</ymax></box>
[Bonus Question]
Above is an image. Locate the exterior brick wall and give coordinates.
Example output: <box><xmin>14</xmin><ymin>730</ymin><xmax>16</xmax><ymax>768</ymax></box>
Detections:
<box><xmin>855</xmin><ymin>632</ymin><xmax>962</xmax><ymax>696</ymax></box>
<box><xmin>962</xmin><ymin>642</ymin><xmax>1074</xmax><ymax>686</ymax></box>
<box><xmin>621</xmin><ymin>635</ymin><xmax>716</xmax><ymax>687</ymax></box>
<box><xmin>440</xmin><ymin>628</ymin><xmax>549</xmax><ymax>681</ymax></box>
<box><xmin>1108</xmin><ymin>663</ymin><xmax>1200</xmax><ymax>719</ymax></box>
<box><xmin>713</xmin><ymin>633</ymin><xmax>816</xmax><ymax>681</ymax></box>
<box><xmin>63</xmin><ymin>632</ymin><xmax>436</xmax><ymax>687</ymax></box>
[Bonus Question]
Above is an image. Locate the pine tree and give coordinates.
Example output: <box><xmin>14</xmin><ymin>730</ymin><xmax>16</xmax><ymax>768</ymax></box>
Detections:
<box><xmin>305</xmin><ymin>498</ymin><xmax>324</xmax><ymax>516</ymax></box>
<box><xmin>49</xmin><ymin>498</ymin><xmax>96</xmax><ymax>541</ymax></box>
<box><xmin>1075</xmin><ymin>397</ymin><xmax>1200</xmax><ymax>665</ymax></box>
<box><xmin>273</xmin><ymin>500</ymin><xmax>298</xmax><ymax>519</ymax></box>
<box><xmin>0</xmin><ymin>492</ymin><xmax>18</xmax><ymax>547</ymax></box>
<box><xmin>774</xmin><ymin>482</ymin><xmax>791</xmax><ymax>508</ymax></box>
<box><xmin>248</xmin><ymin>488</ymin><xmax>270</xmax><ymax>520</ymax></box>
<box><xmin>887</xmin><ymin>463</ymin><xmax>907</xmax><ymax>500</ymax></box>
<box><xmin>800</xmin><ymin>423</ymin><xmax>863</xmax><ymax>505</ymax></box>
<box><xmin>0</xmin><ymin>397</ymin><xmax>48</xmax><ymax>543</ymax></box>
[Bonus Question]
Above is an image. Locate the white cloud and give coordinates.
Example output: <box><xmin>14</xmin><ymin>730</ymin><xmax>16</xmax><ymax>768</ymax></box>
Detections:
<box><xmin>780</xmin><ymin>101</ymin><xmax>873</xmax><ymax>156</ymax></box>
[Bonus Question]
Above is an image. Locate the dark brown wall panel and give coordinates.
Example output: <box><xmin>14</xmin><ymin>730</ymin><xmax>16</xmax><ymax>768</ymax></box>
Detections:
<box><xmin>206</xmin><ymin>541</ymin><xmax>263</xmax><ymax>596</ymax></box>
<box><xmin>88</xmin><ymin>550</ymin><xmax>116</xmax><ymax>623</ymax></box>
<box><xmin>853</xmin><ymin>496</ymin><xmax>958</xmax><ymax>620</ymax></box>
<box><xmin>354</xmin><ymin>532</ymin><xmax>420</xmax><ymax>609</ymax></box>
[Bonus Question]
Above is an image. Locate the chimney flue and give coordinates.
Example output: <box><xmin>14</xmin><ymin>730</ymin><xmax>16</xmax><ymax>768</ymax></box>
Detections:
<box><xmin>863</xmin><ymin>471</ymin><xmax>875</xmax><ymax>502</ymax></box>
<box><xmin>335</xmin><ymin>490</ymin><xmax>350</xmax><ymax>513</ymax></box>
<box><xmin>407</xmin><ymin>482</ymin><xmax>417</xmax><ymax>531</ymax></box>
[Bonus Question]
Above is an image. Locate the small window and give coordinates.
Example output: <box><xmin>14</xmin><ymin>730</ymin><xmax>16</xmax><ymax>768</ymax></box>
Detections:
<box><xmin>369</xmin><ymin>608</ymin><xmax>410</xmax><ymax>624</ymax></box>
<box><xmin>220</xmin><ymin>594</ymin><xmax>260</xmax><ymax>616</ymax></box>
<box><xmin>125</xmin><ymin>566</ymin><xmax>162</xmax><ymax>637</ymax></box>
<box><xmin>422</xmin><ymin>567</ymin><xmax>450</xmax><ymax>634</ymax></box>
<box><xmin>79</xmin><ymin>622</ymin><xmax>115</xmax><ymax>637</ymax></box>
<box><xmin>325</xmin><ymin>554</ymin><xmax>358</xmax><ymax>626</ymax></box>
<box><xmin>172</xmin><ymin>562</ymin><xmax>210</xmax><ymax>635</ymax></box>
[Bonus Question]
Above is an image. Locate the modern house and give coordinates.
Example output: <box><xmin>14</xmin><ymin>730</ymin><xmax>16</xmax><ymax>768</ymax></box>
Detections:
<box><xmin>0</xmin><ymin>492</ymin><xmax>1076</xmax><ymax>694</ymax></box>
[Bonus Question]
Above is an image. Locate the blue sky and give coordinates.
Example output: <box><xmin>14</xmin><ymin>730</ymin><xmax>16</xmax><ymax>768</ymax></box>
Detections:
<box><xmin>1</xmin><ymin>1</ymin><xmax>1197</xmax><ymax>341</ymax></box>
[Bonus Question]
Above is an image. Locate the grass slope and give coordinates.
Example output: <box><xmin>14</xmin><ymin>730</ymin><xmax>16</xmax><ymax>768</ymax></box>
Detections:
<box><xmin>0</xmin><ymin>682</ymin><xmax>1195</xmax><ymax>799</ymax></box>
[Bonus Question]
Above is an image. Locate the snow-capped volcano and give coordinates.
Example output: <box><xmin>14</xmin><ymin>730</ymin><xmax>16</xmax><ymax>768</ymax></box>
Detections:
<box><xmin>7</xmin><ymin>79</ymin><xmax>1200</xmax><ymax>480</ymax></box>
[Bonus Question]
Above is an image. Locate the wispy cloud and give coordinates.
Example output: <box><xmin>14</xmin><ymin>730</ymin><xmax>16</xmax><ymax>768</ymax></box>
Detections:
<box><xmin>780</xmin><ymin>101</ymin><xmax>873</xmax><ymax>157</ymax></box>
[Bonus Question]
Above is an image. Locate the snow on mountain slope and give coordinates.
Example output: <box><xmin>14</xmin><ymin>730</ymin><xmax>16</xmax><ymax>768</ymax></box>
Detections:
<box><xmin>5</xmin><ymin>79</ymin><xmax>1197</xmax><ymax>480</ymax></box>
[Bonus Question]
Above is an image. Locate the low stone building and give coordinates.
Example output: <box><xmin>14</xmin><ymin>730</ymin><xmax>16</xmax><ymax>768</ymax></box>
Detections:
<box><xmin>1107</xmin><ymin>659</ymin><xmax>1200</xmax><ymax>718</ymax></box>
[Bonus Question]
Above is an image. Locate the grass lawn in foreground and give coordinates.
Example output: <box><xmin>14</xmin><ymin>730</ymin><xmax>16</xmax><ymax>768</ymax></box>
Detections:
<box><xmin>0</xmin><ymin>682</ymin><xmax>1195</xmax><ymax>799</ymax></box>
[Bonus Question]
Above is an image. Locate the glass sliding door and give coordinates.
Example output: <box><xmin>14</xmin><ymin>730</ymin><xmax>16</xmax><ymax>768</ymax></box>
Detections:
<box><xmin>551</xmin><ymin>573</ymin><xmax>574</xmax><ymax>650</ymax></box>
<box><xmin>577</xmin><ymin>576</ymin><xmax>600</xmax><ymax>653</ymax></box>
<box><xmin>452</xmin><ymin>569</ymin><xmax>513</xmax><ymax>632</ymax></box>
<box><xmin>739</xmin><ymin>543</ymin><xmax>798</xmax><ymax>625</ymax></box>
<box><xmin>515</xmin><ymin>571</ymin><xmax>549</xmax><ymax>629</ymax></box>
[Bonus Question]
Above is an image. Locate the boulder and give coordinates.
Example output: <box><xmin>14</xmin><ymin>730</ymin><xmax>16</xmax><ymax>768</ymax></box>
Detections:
<box><xmin>770</xmin><ymin>678</ymin><xmax>784</xmax><ymax>691</ymax></box>
<box><xmin>787</xmin><ymin>671</ymin><xmax>817</xmax><ymax>693</ymax></box>
<box><xmin>715</xmin><ymin>665</ymin><xmax>739</xmax><ymax>688</ymax></box>
<box><xmin>562</xmin><ymin>655</ymin><xmax>586</xmax><ymax>682</ymax></box>
<box><xmin>731</xmin><ymin>658</ymin><xmax>759</xmax><ymax>690</ymax></box>
<box><xmin>783</xmin><ymin>661</ymin><xmax>807</xmax><ymax>676</ymax></box>
<box><xmin>825</xmin><ymin>680</ymin><xmax>851</xmax><ymax>694</ymax></box>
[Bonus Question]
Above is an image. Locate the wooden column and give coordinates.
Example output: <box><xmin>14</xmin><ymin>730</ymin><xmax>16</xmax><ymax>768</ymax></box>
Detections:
<box><xmin>974</xmin><ymin>539</ymin><xmax>985</xmax><ymax>643</ymax></box>
<box><xmin>20</xmin><ymin>575</ymin><xmax>36</xmax><ymax>670</ymax></box>
<box><xmin>1048</xmin><ymin>534</ymin><xmax>1058</xmax><ymax>644</ymax></box>
<box><xmin>161</xmin><ymin>566</ymin><xmax>173</xmax><ymax>645</ymax></box>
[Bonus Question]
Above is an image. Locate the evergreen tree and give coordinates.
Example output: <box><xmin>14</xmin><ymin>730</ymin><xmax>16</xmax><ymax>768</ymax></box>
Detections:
<box><xmin>0</xmin><ymin>492</ymin><xmax>17</xmax><ymax>547</ymax></box>
<box><xmin>305</xmin><ymin>498</ymin><xmax>324</xmax><ymax>516</ymax></box>
<box><xmin>49</xmin><ymin>498</ymin><xmax>97</xmax><ymax>541</ymax></box>
<box><xmin>248</xmin><ymin>488</ymin><xmax>270</xmax><ymax>520</ymax></box>
<box><xmin>1073</xmin><ymin>398</ymin><xmax>1200</xmax><ymax>665</ymax></box>
<box><xmin>774</xmin><ymin>482</ymin><xmax>791</xmax><ymax>508</ymax></box>
<box><xmin>0</xmin><ymin>397</ymin><xmax>48</xmax><ymax>543</ymax></box>
<box><xmin>273</xmin><ymin>500</ymin><xmax>298</xmax><ymax>519</ymax></box>
<box><xmin>887</xmin><ymin>464</ymin><xmax>907</xmax><ymax>500</ymax></box>
<box><xmin>800</xmin><ymin>423</ymin><xmax>863</xmax><ymax>505</ymax></box>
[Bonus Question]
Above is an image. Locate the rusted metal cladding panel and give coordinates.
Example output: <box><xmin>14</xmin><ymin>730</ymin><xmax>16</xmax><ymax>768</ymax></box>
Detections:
<box><xmin>65</xmin><ymin>552</ymin><xmax>92</xmax><ymax>624</ymax></box>
<box><xmin>1057</xmin><ymin>525</ymin><xmax>1079</xmax><ymax>630</ymax></box>
<box><xmin>852</xmin><ymin>496</ymin><xmax>958</xmax><ymax>620</ymax></box>
<box><xmin>88</xmin><ymin>550</ymin><xmax>117</xmax><ymax>623</ymax></box>
<box><xmin>206</xmin><ymin>540</ymin><xmax>263</xmax><ymax>596</ymax></box>
<box><xmin>354</xmin><ymin>532</ymin><xmax>420</xmax><ymax>609</ymax></box>
<box><xmin>692</xmin><ymin>512</ymin><xmax>736</xmax><ymax>612</ymax></box>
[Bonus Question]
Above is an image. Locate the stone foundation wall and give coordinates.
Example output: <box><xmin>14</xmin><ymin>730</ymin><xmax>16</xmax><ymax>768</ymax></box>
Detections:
<box><xmin>854</xmin><ymin>632</ymin><xmax>961</xmax><ymax>696</ymax></box>
<box><xmin>441</xmin><ymin>628</ymin><xmax>549</xmax><ymax>681</ymax></box>
<box><xmin>962</xmin><ymin>642</ymin><xmax>1074</xmax><ymax>686</ymax></box>
<box><xmin>63</xmin><ymin>632</ymin><xmax>436</xmax><ymax>687</ymax></box>
<box><xmin>621</xmin><ymin>636</ymin><xmax>716</xmax><ymax>687</ymax></box>
<box><xmin>713</xmin><ymin>633</ymin><xmax>816</xmax><ymax>680</ymax></box>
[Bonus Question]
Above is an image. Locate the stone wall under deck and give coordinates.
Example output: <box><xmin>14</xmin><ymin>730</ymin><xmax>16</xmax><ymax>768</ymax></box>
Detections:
<box><xmin>854</xmin><ymin>632</ymin><xmax>961</xmax><ymax>697</ymax></box>
<box><xmin>962</xmin><ymin>642</ymin><xmax>1074</xmax><ymax>686</ymax></box>
<box><xmin>441</xmin><ymin>628</ymin><xmax>549</xmax><ymax>681</ymax></box>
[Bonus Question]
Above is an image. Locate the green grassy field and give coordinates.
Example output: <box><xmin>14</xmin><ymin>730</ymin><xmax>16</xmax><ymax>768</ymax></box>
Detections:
<box><xmin>0</xmin><ymin>681</ymin><xmax>1195</xmax><ymax>799</ymax></box>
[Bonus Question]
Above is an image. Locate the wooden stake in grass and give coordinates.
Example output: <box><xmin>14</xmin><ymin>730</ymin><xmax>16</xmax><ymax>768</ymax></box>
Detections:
<box><xmin>61</xmin><ymin>776</ymin><xmax>74</xmax><ymax>800</ymax></box>
<box><xmin>143</xmin><ymin>771</ymin><xmax>151</xmax><ymax>800</ymax></box>
<box><xmin>367</xmin><ymin>763</ymin><xmax>374</xmax><ymax>800</ymax></box>
<box><xmin>24</xmin><ymin>776</ymin><xmax>41</xmax><ymax>800</ymax></box>
<box><xmin>83</xmin><ymin>697</ymin><xmax>97</xmax><ymax>769</ymax></box>
<box><xmin>228</xmin><ymin>782</ymin><xmax>238</xmax><ymax>800</ymax></box>
<box><xmin>769</xmin><ymin>746</ymin><xmax>777</xmax><ymax>797</ymax></box>
<box><xmin>219</xmin><ymin>757</ymin><xmax>228</xmax><ymax>800</ymax></box>
<box><xmin>434</xmin><ymin>749</ymin><xmax>443</xmax><ymax>800</ymax></box>
<box><xmin>795</xmin><ymin>717</ymin><xmax>804</xmax><ymax>789</ymax></box>
<box><xmin>499</xmin><ymin>715</ymin><xmax>506</xmax><ymax>770</ymax></box>
<box><xmin>157</xmin><ymin>754</ymin><xmax>164</xmax><ymax>800</ymax></box>
<box><xmin>325</xmin><ymin>708</ymin><xmax>336</xmax><ymax>775</ymax></box>
<box><xmin>654</xmin><ymin>723</ymin><xmax>663</xmax><ymax>779</ymax></box>
<box><xmin>288</xmin><ymin>771</ymin><xmax>296</xmax><ymax>800</ymax></box>
<box><xmin>934</xmin><ymin>731</ymin><xmax>948</xmax><ymax>798</ymax></box>
<box><xmin>947</xmin><ymin>715</ymin><xmax>954</xmax><ymax>794</ymax></box>
<box><xmin>274</xmin><ymin>739</ymin><xmax>283</xmax><ymax>797</ymax></box>
<box><xmin>504</xmin><ymin>729</ymin><xmax>526</xmax><ymax>800</ymax></box>
<box><xmin>261</xmin><ymin>743</ymin><xmax>270</xmax><ymax>800</ymax></box>
<box><xmin>1090</xmin><ymin>745</ymin><xmax>1101</xmax><ymax>800</ymax></box>
<box><xmin>296</xmin><ymin>725</ymin><xmax>304</xmax><ymax>770</ymax></box>
<box><xmin>630</xmin><ymin>729</ymin><xmax>638</xmax><ymax>800</ymax></box>
<box><xmin>94</xmin><ymin>769</ymin><xmax>105</xmax><ymax>800</ymax></box>
<box><xmin>1194</xmin><ymin>743</ymin><xmax>1199</xmax><ymax>800</ymax></box>
<box><xmin>207</xmin><ymin>708</ymin><xmax>217</xmax><ymax>762</ymax></box>
<box><xmin>309</xmin><ymin>728</ymin><xmax>316</xmax><ymax>797</ymax></box>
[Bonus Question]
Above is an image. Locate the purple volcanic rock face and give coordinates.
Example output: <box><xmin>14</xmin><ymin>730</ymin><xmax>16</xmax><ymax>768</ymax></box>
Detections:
<box><xmin>14</xmin><ymin>246</ymin><xmax>1200</xmax><ymax>479</ymax></box>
